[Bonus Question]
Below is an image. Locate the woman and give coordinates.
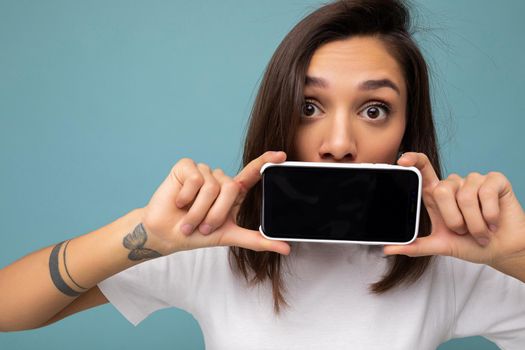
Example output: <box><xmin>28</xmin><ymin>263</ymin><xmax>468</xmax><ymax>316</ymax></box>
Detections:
<box><xmin>1</xmin><ymin>0</ymin><xmax>524</xmax><ymax>348</ymax></box>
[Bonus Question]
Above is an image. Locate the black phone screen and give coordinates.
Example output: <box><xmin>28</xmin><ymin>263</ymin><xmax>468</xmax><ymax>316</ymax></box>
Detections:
<box><xmin>261</xmin><ymin>165</ymin><xmax>420</xmax><ymax>243</ymax></box>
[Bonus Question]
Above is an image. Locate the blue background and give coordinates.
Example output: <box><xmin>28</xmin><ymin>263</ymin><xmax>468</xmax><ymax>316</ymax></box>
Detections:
<box><xmin>1</xmin><ymin>0</ymin><xmax>524</xmax><ymax>349</ymax></box>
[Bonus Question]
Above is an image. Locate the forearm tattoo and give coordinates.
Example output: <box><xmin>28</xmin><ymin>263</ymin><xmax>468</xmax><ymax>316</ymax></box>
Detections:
<box><xmin>49</xmin><ymin>223</ymin><xmax>162</xmax><ymax>297</ymax></box>
<box><xmin>123</xmin><ymin>223</ymin><xmax>163</xmax><ymax>261</ymax></box>
<box><xmin>49</xmin><ymin>240</ymin><xmax>88</xmax><ymax>297</ymax></box>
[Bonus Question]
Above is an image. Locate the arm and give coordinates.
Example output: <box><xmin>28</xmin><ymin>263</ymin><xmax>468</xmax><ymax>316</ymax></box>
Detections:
<box><xmin>38</xmin><ymin>285</ymin><xmax>108</xmax><ymax>329</ymax></box>
<box><xmin>0</xmin><ymin>208</ymin><xmax>154</xmax><ymax>332</ymax></box>
<box><xmin>490</xmin><ymin>254</ymin><xmax>525</xmax><ymax>283</ymax></box>
<box><xmin>0</xmin><ymin>152</ymin><xmax>291</xmax><ymax>332</ymax></box>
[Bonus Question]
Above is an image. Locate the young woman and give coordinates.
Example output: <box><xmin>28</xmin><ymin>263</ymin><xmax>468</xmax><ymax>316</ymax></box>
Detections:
<box><xmin>1</xmin><ymin>0</ymin><xmax>524</xmax><ymax>348</ymax></box>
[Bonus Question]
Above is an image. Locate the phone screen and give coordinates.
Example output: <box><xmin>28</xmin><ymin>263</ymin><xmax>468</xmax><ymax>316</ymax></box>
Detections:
<box><xmin>261</xmin><ymin>164</ymin><xmax>420</xmax><ymax>243</ymax></box>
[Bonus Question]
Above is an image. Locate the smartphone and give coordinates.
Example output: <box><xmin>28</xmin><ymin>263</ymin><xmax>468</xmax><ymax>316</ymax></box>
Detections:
<box><xmin>259</xmin><ymin>161</ymin><xmax>422</xmax><ymax>245</ymax></box>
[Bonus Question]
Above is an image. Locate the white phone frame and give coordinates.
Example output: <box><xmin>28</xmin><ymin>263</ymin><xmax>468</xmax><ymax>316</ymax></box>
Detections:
<box><xmin>259</xmin><ymin>161</ymin><xmax>422</xmax><ymax>245</ymax></box>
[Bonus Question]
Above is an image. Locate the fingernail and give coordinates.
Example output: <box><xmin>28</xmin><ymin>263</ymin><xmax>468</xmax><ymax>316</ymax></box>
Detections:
<box><xmin>477</xmin><ymin>237</ymin><xmax>490</xmax><ymax>247</ymax></box>
<box><xmin>489</xmin><ymin>224</ymin><xmax>497</xmax><ymax>232</ymax></box>
<box><xmin>199</xmin><ymin>224</ymin><xmax>213</xmax><ymax>235</ymax></box>
<box><xmin>181</xmin><ymin>224</ymin><xmax>194</xmax><ymax>235</ymax></box>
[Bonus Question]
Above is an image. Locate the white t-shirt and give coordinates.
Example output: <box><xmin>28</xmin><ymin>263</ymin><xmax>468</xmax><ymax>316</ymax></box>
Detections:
<box><xmin>97</xmin><ymin>243</ymin><xmax>525</xmax><ymax>349</ymax></box>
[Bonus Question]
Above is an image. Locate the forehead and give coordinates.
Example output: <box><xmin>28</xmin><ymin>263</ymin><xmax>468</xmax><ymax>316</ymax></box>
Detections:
<box><xmin>306</xmin><ymin>36</ymin><xmax>406</xmax><ymax>94</ymax></box>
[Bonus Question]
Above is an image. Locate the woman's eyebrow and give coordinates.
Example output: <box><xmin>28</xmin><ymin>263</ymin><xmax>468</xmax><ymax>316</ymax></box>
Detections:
<box><xmin>305</xmin><ymin>75</ymin><xmax>400</xmax><ymax>95</ymax></box>
<box><xmin>305</xmin><ymin>75</ymin><xmax>329</xmax><ymax>89</ymax></box>
<box><xmin>359</xmin><ymin>79</ymin><xmax>400</xmax><ymax>95</ymax></box>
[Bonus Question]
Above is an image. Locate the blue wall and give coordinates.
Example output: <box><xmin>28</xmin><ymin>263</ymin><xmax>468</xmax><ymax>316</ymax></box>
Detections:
<box><xmin>1</xmin><ymin>1</ymin><xmax>523</xmax><ymax>349</ymax></box>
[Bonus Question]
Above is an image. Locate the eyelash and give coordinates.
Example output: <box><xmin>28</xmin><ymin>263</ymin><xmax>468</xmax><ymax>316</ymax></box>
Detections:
<box><xmin>301</xmin><ymin>98</ymin><xmax>392</xmax><ymax>121</ymax></box>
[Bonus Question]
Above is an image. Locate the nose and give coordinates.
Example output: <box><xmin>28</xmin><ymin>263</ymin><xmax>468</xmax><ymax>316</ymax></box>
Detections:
<box><xmin>318</xmin><ymin>112</ymin><xmax>357</xmax><ymax>162</ymax></box>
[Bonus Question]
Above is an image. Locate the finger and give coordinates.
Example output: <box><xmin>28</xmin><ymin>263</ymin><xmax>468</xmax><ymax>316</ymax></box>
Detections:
<box><xmin>456</xmin><ymin>172</ymin><xmax>490</xmax><ymax>246</ymax></box>
<box><xmin>432</xmin><ymin>174</ymin><xmax>467</xmax><ymax>234</ymax></box>
<box><xmin>143</xmin><ymin>163</ymin><xmax>186</xmax><ymax>229</ymax></box>
<box><xmin>198</xmin><ymin>168</ymin><xmax>241</xmax><ymax>235</ymax></box>
<box><xmin>383</xmin><ymin>235</ymin><xmax>450</xmax><ymax>257</ymax></box>
<box><xmin>179</xmin><ymin>163</ymin><xmax>221</xmax><ymax>235</ymax></box>
<box><xmin>233</xmin><ymin>151</ymin><xmax>287</xmax><ymax>195</ymax></box>
<box><xmin>478</xmin><ymin>172</ymin><xmax>507</xmax><ymax>232</ymax></box>
<box><xmin>397</xmin><ymin>152</ymin><xmax>440</xmax><ymax>191</ymax></box>
<box><xmin>397</xmin><ymin>152</ymin><xmax>445</xmax><ymax>229</ymax></box>
<box><xmin>219</xmin><ymin>226</ymin><xmax>291</xmax><ymax>255</ymax></box>
<box><xmin>174</xmin><ymin>159</ymin><xmax>204</xmax><ymax>209</ymax></box>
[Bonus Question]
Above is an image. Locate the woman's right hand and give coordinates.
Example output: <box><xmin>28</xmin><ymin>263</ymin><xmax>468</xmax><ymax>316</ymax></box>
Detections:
<box><xmin>140</xmin><ymin>151</ymin><xmax>291</xmax><ymax>256</ymax></box>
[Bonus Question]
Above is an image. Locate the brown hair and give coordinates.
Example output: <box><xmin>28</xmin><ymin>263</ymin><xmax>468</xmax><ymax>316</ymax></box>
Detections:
<box><xmin>229</xmin><ymin>0</ymin><xmax>442</xmax><ymax>313</ymax></box>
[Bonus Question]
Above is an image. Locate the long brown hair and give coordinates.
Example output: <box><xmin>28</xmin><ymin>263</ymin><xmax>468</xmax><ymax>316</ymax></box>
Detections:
<box><xmin>229</xmin><ymin>0</ymin><xmax>442</xmax><ymax>313</ymax></box>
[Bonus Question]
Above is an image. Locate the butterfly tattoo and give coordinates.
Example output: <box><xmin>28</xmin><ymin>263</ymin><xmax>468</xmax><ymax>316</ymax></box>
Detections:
<box><xmin>123</xmin><ymin>223</ymin><xmax>163</xmax><ymax>261</ymax></box>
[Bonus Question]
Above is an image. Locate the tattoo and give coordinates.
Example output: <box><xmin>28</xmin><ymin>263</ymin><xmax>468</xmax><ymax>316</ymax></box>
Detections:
<box><xmin>63</xmin><ymin>240</ymin><xmax>88</xmax><ymax>290</ymax></box>
<box><xmin>49</xmin><ymin>241</ymin><xmax>83</xmax><ymax>297</ymax></box>
<box><xmin>123</xmin><ymin>223</ymin><xmax>163</xmax><ymax>261</ymax></box>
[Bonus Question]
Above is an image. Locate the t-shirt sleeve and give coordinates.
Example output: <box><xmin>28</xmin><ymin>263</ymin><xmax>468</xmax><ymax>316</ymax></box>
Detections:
<box><xmin>448</xmin><ymin>257</ymin><xmax>525</xmax><ymax>349</ymax></box>
<box><xmin>97</xmin><ymin>249</ymin><xmax>199</xmax><ymax>326</ymax></box>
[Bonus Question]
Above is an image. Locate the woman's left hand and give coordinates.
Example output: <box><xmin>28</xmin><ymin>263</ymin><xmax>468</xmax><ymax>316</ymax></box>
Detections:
<box><xmin>383</xmin><ymin>152</ymin><xmax>525</xmax><ymax>270</ymax></box>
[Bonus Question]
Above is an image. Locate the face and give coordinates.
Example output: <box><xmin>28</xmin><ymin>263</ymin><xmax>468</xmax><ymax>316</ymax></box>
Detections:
<box><xmin>294</xmin><ymin>36</ymin><xmax>407</xmax><ymax>164</ymax></box>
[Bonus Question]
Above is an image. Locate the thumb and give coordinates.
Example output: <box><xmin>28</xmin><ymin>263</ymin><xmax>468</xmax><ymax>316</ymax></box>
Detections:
<box><xmin>233</xmin><ymin>150</ymin><xmax>287</xmax><ymax>198</ymax></box>
<box><xmin>219</xmin><ymin>225</ymin><xmax>291</xmax><ymax>255</ymax></box>
<box><xmin>383</xmin><ymin>236</ymin><xmax>447</xmax><ymax>257</ymax></box>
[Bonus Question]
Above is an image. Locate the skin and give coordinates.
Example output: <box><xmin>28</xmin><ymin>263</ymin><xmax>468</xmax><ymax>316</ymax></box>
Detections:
<box><xmin>294</xmin><ymin>36</ymin><xmax>406</xmax><ymax>164</ymax></box>
<box><xmin>141</xmin><ymin>36</ymin><xmax>525</xmax><ymax>282</ymax></box>
<box><xmin>142</xmin><ymin>151</ymin><xmax>292</xmax><ymax>256</ymax></box>
<box><xmin>13</xmin><ymin>34</ymin><xmax>522</xmax><ymax>332</ymax></box>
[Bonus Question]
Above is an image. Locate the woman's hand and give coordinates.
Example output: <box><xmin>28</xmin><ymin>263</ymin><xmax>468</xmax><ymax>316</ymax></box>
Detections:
<box><xmin>383</xmin><ymin>152</ymin><xmax>525</xmax><ymax>270</ymax></box>
<box><xmin>140</xmin><ymin>151</ymin><xmax>291</xmax><ymax>256</ymax></box>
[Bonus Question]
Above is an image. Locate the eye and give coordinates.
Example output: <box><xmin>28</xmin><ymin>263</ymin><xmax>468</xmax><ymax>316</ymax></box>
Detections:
<box><xmin>359</xmin><ymin>102</ymin><xmax>391</xmax><ymax>121</ymax></box>
<box><xmin>301</xmin><ymin>99</ymin><xmax>322</xmax><ymax>118</ymax></box>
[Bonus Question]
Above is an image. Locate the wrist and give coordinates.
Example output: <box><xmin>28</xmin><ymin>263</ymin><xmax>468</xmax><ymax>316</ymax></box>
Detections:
<box><xmin>121</xmin><ymin>207</ymin><xmax>176</xmax><ymax>257</ymax></box>
<box><xmin>490</xmin><ymin>253</ymin><xmax>525</xmax><ymax>283</ymax></box>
